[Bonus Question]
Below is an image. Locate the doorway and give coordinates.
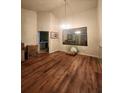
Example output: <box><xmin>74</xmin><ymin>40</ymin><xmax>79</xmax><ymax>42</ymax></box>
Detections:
<box><xmin>38</xmin><ymin>31</ymin><xmax>49</xmax><ymax>53</ymax></box>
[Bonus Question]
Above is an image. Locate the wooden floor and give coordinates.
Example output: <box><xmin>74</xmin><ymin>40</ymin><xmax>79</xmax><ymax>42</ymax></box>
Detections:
<box><xmin>21</xmin><ymin>51</ymin><xmax>102</xmax><ymax>93</ymax></box>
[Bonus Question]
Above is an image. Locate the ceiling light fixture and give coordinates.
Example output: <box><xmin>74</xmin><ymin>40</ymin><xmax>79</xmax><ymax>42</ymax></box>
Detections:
<box><xmin>61</xmin><ymin>0</ymin><xmax>71</xmax><ymax>29</ymax></box>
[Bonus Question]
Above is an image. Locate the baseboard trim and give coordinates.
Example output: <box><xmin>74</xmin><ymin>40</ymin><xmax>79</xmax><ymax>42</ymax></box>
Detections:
<box><xmin>49</xmin><ymin>50</ymin><xmax>59</xmax><ymax>54</ymax></box>
<box><xmin>49</xmin><ymin>50</ymin><xmax>100</xmax><ymax>58</ymax></box>
<box><xmin>78</xmin><ymin>52</ymin><xmax>99</xmax><ymax>58</ymax></box>
<box><xmin>60</xmin><ymin>50</ymin><xmax>99</xmax><ymax>58</ymax></box>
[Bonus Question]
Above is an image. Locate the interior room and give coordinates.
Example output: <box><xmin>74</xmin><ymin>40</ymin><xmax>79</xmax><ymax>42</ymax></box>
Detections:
<box><xmin>38</xmin><ymin>31</ymin><xmax>49</xmax><ymax>53</ymax></box>
<box><xmin>21</xmin><ymin>0</ymin><xmax>102</xmax><ymax>93</ymax></box>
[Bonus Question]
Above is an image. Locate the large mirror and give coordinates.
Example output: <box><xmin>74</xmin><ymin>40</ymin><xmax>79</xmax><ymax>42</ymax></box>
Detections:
<box><xmin>63</xmin><ymin>27</ymin><xmax>87</xmax><ymax>46</ymax></box>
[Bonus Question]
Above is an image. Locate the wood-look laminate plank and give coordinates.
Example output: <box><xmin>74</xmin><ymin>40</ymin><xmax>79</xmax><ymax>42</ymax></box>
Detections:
<box><xmin>21</xmin><ymin>51</ymin><xmax>102</xmax><ymax>93</ymax></box>
<box><xmin>21</xmin><ymin>53</ymin><xmax>66</xmax><ymax>90</ymax></box>
<box><xmin>22</xmin><ymin>52</ymin><xmax>65</xmax><ymax>78</ymax></box>
<box><xmin>22</xmin><ymin>53</ymin><xmax>76</xmax><ymax>93</ymax></box>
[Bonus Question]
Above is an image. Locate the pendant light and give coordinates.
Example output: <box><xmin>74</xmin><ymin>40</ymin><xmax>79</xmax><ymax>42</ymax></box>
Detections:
<box><xmin>61</xmin><ymin>0</ymin><xmax>71</xmax><ymax>29</ymax></box>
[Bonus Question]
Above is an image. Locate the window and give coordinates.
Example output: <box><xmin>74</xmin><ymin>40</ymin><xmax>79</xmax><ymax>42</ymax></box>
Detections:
<box><xmin>63</xmin><ymin>27</ymin><xmax>87</xmax><ymax>46</ymax></box>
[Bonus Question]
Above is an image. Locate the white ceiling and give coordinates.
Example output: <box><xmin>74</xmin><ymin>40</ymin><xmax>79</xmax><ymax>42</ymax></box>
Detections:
<box><xmin>52</xmin><ymin>0</ymin><xmax>98</xmax><ymax>18</ymax></box>
<box><xmin>22</xmin><ymin>0</ymin><xmax>97</xmax><ymax>18</ymax></box>
<box><xmin>22</xmin><ymin>0</ymin><xmax>65</xmax><ymax>11</ymax></box>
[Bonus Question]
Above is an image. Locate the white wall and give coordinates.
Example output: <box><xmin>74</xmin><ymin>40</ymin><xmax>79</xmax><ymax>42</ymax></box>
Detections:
<box><xmin>21</xmin><ymin>8</ymin><xmax>37</xmax><ymax>45</ymax></box>
<box><xmin>37</xmin><ymin>12</ymin><xmax>51</xmax><ymax>31</ymax></box>
<box><xmin>58</xmin><ymin>8</ymin><xmax>100</xmax><ymax>57</ymax></box>
<box><xmin>21</xmin><ymin>9</ymin><xmax>59</xmax><ymax>53</ymax></box>
<box><xmin>97</xmin><ymin>0</ymin><xmax>102</xmax><ymax>58</ymax></box>
<box><xmin>49</xmin><ymin>13</ymin><xmax>60</xmax><ymax>53</ymax></box>
<box><xmin>37</xmin><ymin>12</ymin><xmax>59</xmax><ymax>53</ymax></box>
